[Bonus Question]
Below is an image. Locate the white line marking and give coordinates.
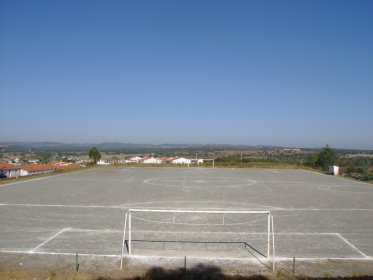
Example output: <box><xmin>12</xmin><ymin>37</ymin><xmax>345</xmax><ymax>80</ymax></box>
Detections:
<box><xmin>0</xmin><ymin>228</ymin><xmax>341</xmax><ymax>236</ymax></box>
<box><xmin>129</xmin><ymin>255</ymin><xmax>373</xmax><ymax>261</ymax></box>
<box><xmin>274</xmin><ymin>256</ymin><xmax>372</xmax><ymax>260</ymax></box>
<box><xmin>1</xmin><ymin>203</ymin><xmax>372</xmax><ymax>211</ymax></box>
<box><xmin>0</xmin><ymin>203</ymin><xmax>123</xmax><ymax>209</ymax></box>
<box><xmin>128</xmin><ymin>230</ymin><xmax>339</xmax><ymax>236</ymax></box>
<box><xmin>276</xmin><ymin>208</ymin><xmax>373</xmax><ymax>211</ymax></box>
<box><xmin>0</xmin><ymin>177</ymin><xmax>56</xmax><ymax>188</ymax></box>
<box><xmin>336</xmin><ymin>233</ymin><xmax>369</xmax><ymax>258</ymax></box>
<box><xmin>0</xmin><ymin>250</ymin><xmax>119</xmax><ymax>257</ymax></box>
<box><xmin>122</xmin><ymin>200</ymin><xmax>281</xmax><ymax>210</ymax></box>
<box><xmin>0</xmin><ymin>250</ymin><xmax>371</xmax><ymax>260</ymax></box>
<box><xmin>69</xmin><ymin>228</ymin><xmax>121</xmax><ymax>233</ymax></box>
<box><xmin>0</xmin><ymin>170</ymin><xmax>89</xmax><ymax>188</ymax></box>
<box><xmin>29</xmin><ymin>228</ymin><xmax>69</xmax><ymax>252</ymax></box>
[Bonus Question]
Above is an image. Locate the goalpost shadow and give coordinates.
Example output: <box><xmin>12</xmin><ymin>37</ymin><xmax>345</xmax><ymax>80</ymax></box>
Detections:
<box><xmin>123</xmin><ymin>239</ymin><xmax>273</xmax><ymax>271</ymax></box>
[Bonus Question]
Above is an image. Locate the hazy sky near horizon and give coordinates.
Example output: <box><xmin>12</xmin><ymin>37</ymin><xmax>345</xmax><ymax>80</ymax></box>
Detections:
<box><xmin>1</xmin><ymin>0</ymin><xmax>372</xmax><ymax>149</ymax></box>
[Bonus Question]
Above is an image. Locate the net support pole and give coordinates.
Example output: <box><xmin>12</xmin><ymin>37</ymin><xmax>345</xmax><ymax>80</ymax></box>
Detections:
<box><xmin>272</xmin><ymin>215</ymin><xmax>275</xmax><ymax>272</ymax></box>
<box><xmin>129</xmin><ymin>211</ymin><xmax>132</xmax><ymax>255</ymax></box>
<box><xmin>120</xmin><ymin>211</ymin><xmax>129</xmax><ymax>270</ymax></box>
<box><xmin>267</xmin><ymin>213</ymin><xmax>271</xmax><ymax>258</ymax></box>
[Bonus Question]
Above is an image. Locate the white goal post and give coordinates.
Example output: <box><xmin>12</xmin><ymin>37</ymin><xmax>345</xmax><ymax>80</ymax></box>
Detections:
<box><xmin>202</xmin><ymin>159</ymin><xmax>215</xmax><ymax>168</ymax></box>
<box><xmin>120</xmin><ymin>209</ymin><xmax>275</xmax><ymax>271</ymax></box>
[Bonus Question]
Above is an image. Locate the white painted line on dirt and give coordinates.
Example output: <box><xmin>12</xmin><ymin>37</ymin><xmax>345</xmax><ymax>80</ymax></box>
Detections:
<box><xmin>69</xmin><ymin>228</ymin><xmax>121</xmax><ymax>233</ymax></box>
<box><xmin>122</xmin><ymin>255</ymin><xmax>373</xmax><ymax>261</ymax></box>
<box><xmin>0</xmin><ymin>250</ymin><xmax>120</xmax><ymax>258</ymax></box>
<box><xmin>0</xmin><ymin>170</ymin><xmax>89</xmax><ymax>188</ymax></box>
<box><xmin>269</xmin><ymin>232</ymin><xmax>338</xmax><ymax>236</ymax></box>
<box><xmin>1</xmin><ymin>203</ymin><xmax>372</xmax><ymax>212</ymax></box>
<box><xmin>7</xmin><ymin>228</ymin><xmax>340</xmax><ymax>236</ymax></box>
<box><xmin>128</xmin><ymin>230</ymin><xmax>340</xmax><ymax>236</ymax></box>
<box><xmin>1</xmin><ymin>250</ymin><xmax>372</xmax><ymax>261</ymax></box>
<box><xmin>336</xmin><ymin>233</ymin><xmax>369</xmax><ymax>258</ymax></box>
<box><xmin>0</xmin><ymin>203</ymin><xmax>123</xmax><ymax>209</ymax></box>
<box><xmin>0</xmin><ymin>177</ymin><xmax>56</xmax><ymax>188</ymax></box>
<box><xmin>29</xmin><ymin>228</ymin><xmax>70</xmax><ymax>253</ymax></box>
<box><xmin>122</xmin><ymin>200</ymin><xmax>283</xmax><ymax>210</ymax></box>
<box><xmin>274</xmin><ymin>208</ymin><xmax>373</xmax><ymax>211</ymax></box>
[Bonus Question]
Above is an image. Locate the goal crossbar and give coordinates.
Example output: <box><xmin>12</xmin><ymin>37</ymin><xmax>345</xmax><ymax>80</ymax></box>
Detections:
<box><xmin>128</xmin><ymin>209</ymin><xmax>270</xmax><ymax>214</ymax></box>
<box><xmin>202</xmin><ymin>158</ymin><xmax>215</xmax><ymax>168</ymax></box>
<box><xmin>120</xmin><ymin>209</ymin><xmax>275</xmax><ymax>271</ymax></box>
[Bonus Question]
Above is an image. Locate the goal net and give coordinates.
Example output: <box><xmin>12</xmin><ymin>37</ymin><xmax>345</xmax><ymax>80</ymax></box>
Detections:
<box><xmin>120</xmin><ymin>209</ymin><xmax>275</xmax><ymax>270</ymax></box>
<box><xmin>202</xmin><ymin>158</ymin><xmax>215</xmax><ymax>168</ymax></box>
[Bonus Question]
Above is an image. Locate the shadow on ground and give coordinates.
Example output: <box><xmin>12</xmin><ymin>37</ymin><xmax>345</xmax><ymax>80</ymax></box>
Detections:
<box><xmin>95</xmin><ymin>264</ymin><xmax>373</xmax><ymax>280</ymax></box>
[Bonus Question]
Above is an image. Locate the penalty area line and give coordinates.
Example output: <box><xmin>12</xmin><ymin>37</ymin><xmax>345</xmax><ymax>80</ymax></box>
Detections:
<box><xmin>335</xmin><ymin>233</ymin><xmax>369</xmax><ymax>258</ymax></box>
<box><xmin>0</xmin><ymin>250</ymin><xmax>120</xmax><ymax>258</ymax></box>
<box><xmin>1</xmin><ymin>203</ymin><xmax>372</xmax><ymax>212</ymax></box>
<box><xmin>0</xmin><ymin>169</ymin><xmax>89</xmax><ymax>188</ymax></box>
<box><xmin>0</xmin><ymin>203</ymin><xmax>123</xmax><ymax>209</ymax></box>
<box><xmin>29</xmin><ymin>228</ymin><xmax>70</xmax><ymax>253</ymax></box>
<box><xmin>0</xmin><ymin>250</ymin><xmax>371</xmax><ymax>261</ymax></box>
<box><xmin>0</xmin><ymin>252</ymin><xmax>373</xmax><ymax>262</ymax></box>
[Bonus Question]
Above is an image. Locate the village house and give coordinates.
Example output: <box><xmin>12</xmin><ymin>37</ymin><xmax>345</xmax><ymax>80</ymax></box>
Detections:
<box><xmin>96</xmin><ymin>159</ymin><xmax>110</xmax><ymax>165</ymax></box>
<box><xmin>159</xmin><ymin>157</ymin><xmax>176</xmax><ymax>164</ymax></box>
<box><xmin>20</xmin><ymin>164</ymin><xmax>54</xmax><ymax>176</ymax></box>
<box><xmin>127</xmin><ymin>156</ymin><xmax>143</xmax><ymax>163</ymax></box>
<box><xmin>0</xmin><ymin>163</ymin><xmax>21</xmax><ymax>178</ymax></box>
<box><xmin>143</xmin><ymin>157</ymin><xmax>162</xmax><ymax>164</ymax></box>
<box><xmin>172</xmin><ymin>157</ymin><xmax>191</xmax><ymax>164</ymax></box>
<box><xmin>190</xmin><ymin>159</ymin><xmax>204</xmax><ymax>164</ymax></box>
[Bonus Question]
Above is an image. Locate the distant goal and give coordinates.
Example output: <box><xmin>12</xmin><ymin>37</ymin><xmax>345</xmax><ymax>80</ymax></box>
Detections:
<box><xmin>202</xmin><ymin>158</ymin><xmax>215</xmax><ymax>168</ymax></box>
<box><xmin>120</xmin><ymin>209</ymin><xmax>275</xmax><ymax>271</ymax></box>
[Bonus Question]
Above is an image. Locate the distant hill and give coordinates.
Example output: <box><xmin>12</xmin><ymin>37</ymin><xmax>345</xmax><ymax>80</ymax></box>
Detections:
<box><xmin>0</xmin><ymin>142</ymin><xmax>371</xmax><ymax>153</ymax></box>
<box><xmin>0</xmin><ymin>142</ymin><xmax>276</xmax><ymax>152</ymax></box>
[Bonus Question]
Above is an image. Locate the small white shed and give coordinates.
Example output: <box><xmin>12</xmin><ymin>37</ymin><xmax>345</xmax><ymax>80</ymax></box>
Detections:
<box><xmin>328</xmin><ymin>165</ymin><xmax>339</xmax><ymax>176</ymax></box>
<box><xmin>97</xmin><ymin>160</ymin><xmax>110</xmax><ymax>165</ymax></box>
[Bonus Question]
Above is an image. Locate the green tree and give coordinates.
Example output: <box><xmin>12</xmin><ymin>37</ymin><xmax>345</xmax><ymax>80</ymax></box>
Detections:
<box><xmin>357</xmin><ymin>160</ymin><xmax>368</xmax><ymax>181</ymax></box>
<box><xmin>38</xmin><ymin>152</ymin><xmax>52</xmax><ymax>164</ymax></box>
<box><xmin>315</xmin><ymin>145</ymin><xmax>338</xmax><ymax>170</ymax></box>
<box><xmin>88</xmin><ymin>147</ymin><xmax>101</xmax><ymax>164</ymax></box>
<box><xmin>305</xmin><ymin>153</ymin><xmax>318</xmax><ymax>167</ymax></box>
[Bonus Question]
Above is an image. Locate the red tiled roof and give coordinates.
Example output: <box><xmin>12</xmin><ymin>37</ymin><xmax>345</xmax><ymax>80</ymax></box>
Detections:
<box><xmin>0</xmin><ymin>163</ymin><xmax>21</xmax><ymax>170</ymax></box>
<box><xmin>21</xmin><ymin>164</ymin><xmax>54</xmax><ymax>172</ymax></box>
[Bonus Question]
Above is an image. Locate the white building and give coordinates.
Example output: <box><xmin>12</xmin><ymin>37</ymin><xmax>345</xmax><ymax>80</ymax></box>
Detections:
<box><xmin>96</xmin><ymin>160</ymin><xmax>110</xmax><ymax>165</ymax></box>
<box><xmin>143</xmin><ymin>157</ymin><xmax>162</xmax><ymax>164</ymax></box>
<box><xmin>328</xmin><ymin>165</ymin><xmax>339</xmax><ymax>176</ymax></box>
<box><xmin>172</xmin><ymin>157</ymin><xmax>191</xmax><ymax>164</ymax></box>
<box><xmin>0</xmin><ymin>163</ymin><xmax>21</xmax><ymax>178</ymax></box>
<box><xmin>20</xmin><ymin>164</ymin><xmax>54</xmax><ymax>176</ymax></box>
<box><xmin>127</xmin><ymin>156</ymin><xmax>143</xmax><ymax>163</ymax></box>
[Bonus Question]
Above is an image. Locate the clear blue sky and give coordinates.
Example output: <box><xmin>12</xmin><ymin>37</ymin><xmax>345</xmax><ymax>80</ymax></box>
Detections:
<box><xmin>1</xmin><ymin>0</ymin><xmax>372</xmax><ymax>149</ymax></box>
